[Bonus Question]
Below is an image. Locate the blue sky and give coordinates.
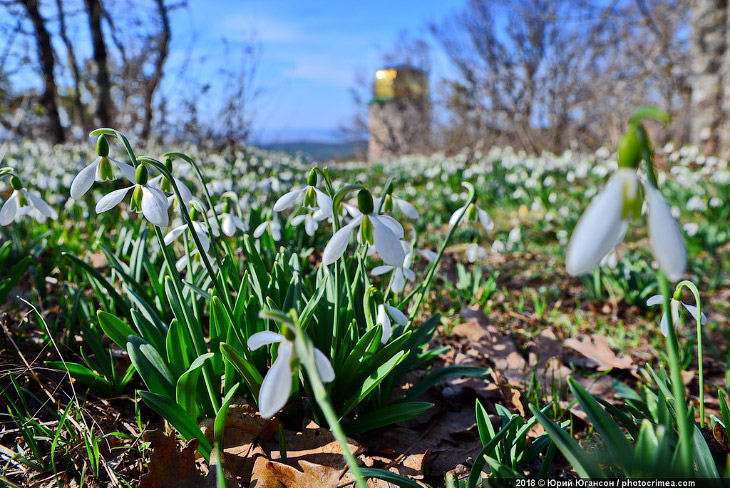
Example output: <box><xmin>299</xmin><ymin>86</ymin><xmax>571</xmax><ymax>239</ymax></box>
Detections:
<box><xmin>170</xmin><ymin>0</ymin><xmax>463</xmax><ymax>142</ymax></box>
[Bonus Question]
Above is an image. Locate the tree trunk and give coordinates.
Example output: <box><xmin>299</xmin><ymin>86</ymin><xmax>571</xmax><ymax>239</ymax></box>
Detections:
<box><xmin>689</xmin><ymin>0</ymin><xmax>727</xmax><ymax>154</ymax></box>
<box><xmin>84</xmin><ymin>0</ymin><xmax>113</xmax><ymax>127</ymax></box>
<box><xmin>19</xmin><ymin>0</ymin><xmax>64</xmax><ymax>143</ymax></box>
<box><xmin>55</xmin><ymin>0</ymin><xmax>87</xmax><ymax>134</ymax></box>
<box><xmin>140</xmin><ymin>0</ymin><xmax>171</xmax><ymax>141</ymax></box>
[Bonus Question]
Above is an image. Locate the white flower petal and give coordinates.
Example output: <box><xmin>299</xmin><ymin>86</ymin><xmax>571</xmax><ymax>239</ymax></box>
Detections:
<box><xmin>314</xmin><ymin>348</ymin><xmax>335</xmax><ymax>382</ymax></box>
<box><xmin>141</xmin><ymin>187</ymin><xmax>169</xmax><ymax>227</ymax></box>
<box><xmin>467</xmin><ymin>243</ymin><xmax>479</xmax><ymax>262</ymax></box>
<box><xmin>391</xmin><ymin>268</ymin><xmax>405</xmax><ymax>293</ymax></box>
<box><xmin>371</xmin><ymin>265</ymin><xmax>393</xmax><ymax>276</ymax></box>
<box><xmin>315</xmin><ymin>188</ymin><xmax>333</xmax><ymax>215</ymax></box>
<box><xmin>112</xmin><ymin>159</ymin><xmax>137</xmax><ymax>182</ymax></box>
<box><xmin>565</xmin><ymin>170</ymin><xmax>633</xmax><ymax>276</ymax></box>
<box><xmin>0</xmin><ymin>193</ymin><xmax>18</xmax><ymax>226</ymax></box>
<box><xmin>644</xmin><ymin>182</ymin><xmax>686</xmax><ymax>281</ymax></box>
<box><xmin>646</xmin><ymin>295</ymin><xmax>664</xmax><ymax>307</ymax></box>
<box><xmin>375</xmin><ymin>215</ymin><xmax>405</xmax><ymax>239</ymax></box>
<box><xmin>95</xmin><ymin>186</ymin><xmax>132</xmax><ymax>213</ymax></box>
<box><xmin>660</xmin><ymin>312</ymin><xmax>670</xmax><ymax>337</ymax></box>
<box><xmin>395</xmin><ymin>197</ymin><xmax>419</xmax><ymax>219</ymax></box>
<box><xmin>273</xmin><ymin>188</ymin><xmax>304</xmax><ymax>212</ymax></box>
<box><xmin>449</xmin><ymin>206</ymin><xmax>467</xmax><ymax>227</ymax></box>
<box><xmin>164</xmin><ymin>224</ymin><xmax>187</xmax><ymax>245</ymax></box>
<box><xmin>253</xmin><ymin>221</ymin><xmax>268</xmax><ymax>238</ymax></box>
<box><xmin>372</xmin><ymin>217</ymin><xmax>405</xmax><ymax>267</ymax></box>
<box><xmin>257</xmin><ymin>341</ymin><xmax>293</xmax><ymax>418</ymax></box>
<box><xmin>377</xmin><ymin>305</ymin><xmax>392</xmax><ymax>344</ymax></box>
<box><xmin>681</xmin><ymin>303</ymin><xmax>707</xmax><ymax>325</ymax></box>
<box><xmin>248</xmin><ymin>331</ymin><xmax>285</xmax><ymax>350</ymax></box>
<box><xmin>70</xmin><ymin>160</ymin><xmax>99</xmax><ymax>198</ymax></box>
<box><xmin>403</xmin><ymin>268</ymin><xmax>416</xmax><ymax>281</ymax></box>
<box><xmin>291</xmin><ymin>215</ymin><xmax>307</xmax><ymax>226</ymax></box>
<box><xmin>271</xmin><ymin>220</ymin><xmax>282</xmax><ymax>241</ymax></box>
<box><xmin>477</xmin><ymin>206</ymin><xmax>494</xmax><ymax>231</ymax></box>
<box><xmin>418</xmin><ymin>249</ymin><xmax>437</xmax><ymax>262</ymax></box>
<box><xmin>322</xmin><ymin>219</ymin><xmax>359</xmax><ymax>265</ymax></box>
<box><xmin>23</xmin><ymin>191</ymin><xmax>54</xmax><ymax>218</ymax></box>
<box><xmin>221</xmin><ymin>215</ymin><xmax>236</xmax><ymax>236</ymax></box>
<box><xmin>304</xmin><ymin>217</ymin><xmax>317</xmax><ymax>236</ymax></box>
<box><xmin>386</xmin><ymin>304</ymin><xmax>408</xmax><ymax>325</ymax></box>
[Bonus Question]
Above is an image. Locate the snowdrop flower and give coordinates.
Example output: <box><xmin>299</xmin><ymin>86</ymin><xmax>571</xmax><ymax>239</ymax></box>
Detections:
<box><xmin>466</xmin><ymin>243</ymin><xmax>488</xmax><ymax>262</ymax></box>
<box><xmin>449</xmin><ymin>202</ymin><xmax>493</xmax><ymax>231</ymax></box>
<box><xmin>418</xmin><ymin>249</ymin><xmax>438</xmax><ymax>262</ymax></box>
<box><xmin>371</xmin><ymin>241</ymin><xmax>415</xmax><ymax>293</ymax></box>
<box><xmin>274</xmin><ymin>169</ymin><xmax>332</xmax><ymax>217</ymax></box>
<box><xmin>164</xmin><ymin>206</ymin><xmax>219</xmax><ymax>255</ymax></box>
<box><xmin>247</xmin><ymin>329</ymin><xmax>334</xmax><ymax>418</ymax></box>
<box><xmin>376</xmin><ymin>304</ymin><xmax>408</xmax><ymax>343</ymax></box>
<box><xmin>565</xmin><ymin>167</ymin><xmax>686</xmax><ymax>281</ymax></box>
<box><xmin>254</xmin><ymin>219</ymin><xmax>282</xmax><ymax>241</ymax></box>
<box><xmin>646</xmin><ymin>295</ymin><xmax>707</xmax><ymax>337</ymax></box>
<box><xmin>148</xmin><ymin>158</ymin><xmax>194</xmax><ymax>208</ymax></box>
<box><xmin>219</xmin><ymin>210</ymin><xmax>245</xmax><ymax>237</ymax></box>
<box><xmin>70</xmin><ymin>135</ymin><xmax>136</xmax><ymax>198</ymax></box>
<box><xmin>291</xmin><ymin>208</ymin><xmax>328</xmax><ymax>237</ymax></box>
<box><xmin>95</xmin><ymin>163</ymin><xmax>169</xmax><ymax>227</ymax></box>
<box><xmin>322</xmin><ymin>189</ymin><xmax>405</xmax><ymax>267</ymax></box>
<box><xmin>375</xmin><ymin>193</ymin><xmax>419</xmax><ymax>219</ymax></box>
<box><xmin>1</xmin><ymin>175</ymin><xmax>57</xmax><ymax>225</ymax></box>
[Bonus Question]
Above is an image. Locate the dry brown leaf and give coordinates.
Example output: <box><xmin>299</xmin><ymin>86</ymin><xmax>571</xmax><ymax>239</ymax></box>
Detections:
<box><xmin>454</xmin><ymin>307</ymin><xmax>527</xmax><ymax>385</ymax></box>
<box><xmin>199</xmin><ymin>401</ymin><xmax>278</xmax><ymax>483</ymax></box>
<box><xmin>264</xmin><ymin>420</ymin><xmax>359</xmax><ymax>468</ymax></box>
<box><xmin>564</xmin><ymin>334</ymin><xmax>634</xmax><ymax>371</ymax></box>
<box><xmin>251</xmin><ymin>457</ymin><xmax>353</xmax><ymax>488</ymax></box>
<box><xmin>138</xmin><ymin>430</ymin><xmax>207</xmax><ymax>488</ymax></box>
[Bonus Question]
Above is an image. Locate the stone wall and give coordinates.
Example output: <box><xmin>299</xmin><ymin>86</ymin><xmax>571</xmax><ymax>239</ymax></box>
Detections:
<box><xmin>368</xmin><ymin>98</ymin><xmax>430</xmax><ymax>161</ymax></box>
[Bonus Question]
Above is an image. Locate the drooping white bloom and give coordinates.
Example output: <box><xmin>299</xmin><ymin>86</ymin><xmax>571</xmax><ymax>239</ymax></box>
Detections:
<box><xmin>94</xmin><ymin>165</ymin><xmax>169</xmax><ymax>227</ymax></box>
<box><xmin>376</xmin><ymin>304</ymin><xmax>409</xmax><ymax>343</ymax></box>
<box><xmin>0</xmin><ymin>187</ymin><xmax>57</xmax><ymax>225</ymax></box>
<box><xmin>164</xmin><ymin>217</ymin><xmax>219</xmax><ymax>255</ymax></box>
<box><xmin>291</xmin><ymin>208</ymin><xmax>328</xmax><ymax>237</ymax></box>
<box><xmin>371</xmin><ymin>241</ymin><xmax>416</xmax><ymax>293</ymax></box>
<box><xmin>449</xmin><ymin>203</ymin><xmax>494</xmax><ymax>231</ymax></box>
<box><xmin>646</xmin><ymin>295</ymin><xmax>707</xmax><ymax>337</ymax></box>
<box><xmin>375</xmin><ymin>194</ymin><xmax>419</xmax><ymax>219</ymax></box>
<box><xmin>322</xmin><ymin>213</ymin><xmax>404</xmax><ymax>267</ymax></box>
<box><xmin>274</xmin><ymin>185</ymin><xmax>333</xmax><ymax>216</ymax></box>
<box><xmin>565</xmin><ymin>168</ymin><xmax>686</xmax><ymax>281</ymax></box>
<box><xmin>466</xmin><ymin>243</ymin><xmax>488</xmax><ymax>262</ymax></box>
<box><xmin>70</xmin><ymin>137</ymin><xmax>136</xmax><ymax>199</ymax></box>
<box><xmin>247</xmin><ymin>331</ymin><xmax>334</xmax><ymax>419</ymax></box>
<box><xmin>149</xmin><ymin>174</ymin><xmax>194</xmax><ymax>208</ymax></box>
<box><xmin>219</xmin><ymin>211</ymin><xmax>245</xmax><ymax>237</ymax></box>
<box><xmin>254</xmin><ymin>219</ymin><xmax>282</xmax><ymax>241</ymax></box>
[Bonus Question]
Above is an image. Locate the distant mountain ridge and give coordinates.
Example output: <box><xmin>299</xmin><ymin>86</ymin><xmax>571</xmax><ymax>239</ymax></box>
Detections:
<box><xmin>256</xmin><ymin>140</ymin><xmax>367</xmax><ymax>161</ymax></box>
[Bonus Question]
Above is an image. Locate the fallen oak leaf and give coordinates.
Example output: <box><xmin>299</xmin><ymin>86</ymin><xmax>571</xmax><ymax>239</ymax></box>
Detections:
<box><xmin>139</xmin><ymin>430</ymin><xmax>207</xmax><ymax>488</ymax></box>
<box><xmin>564</xmin><ymin>334</ymin><xmax>634</xmax><ymax>371</ymax></box>
<box><xmin>251</xmin><ymin>457</ymin><xmax>354</xmax><ymax>488</ymax></box>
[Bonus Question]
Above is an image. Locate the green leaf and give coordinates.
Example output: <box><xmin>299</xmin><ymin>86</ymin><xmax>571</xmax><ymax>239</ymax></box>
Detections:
<box><xmin>359</xmin><ymin>468</ymin><xmax>423</xmax><ymax>488</ymax></box>
<box><xmin>529</xmin><ymin>404</ymin><xmax>606</xmax><ymax>479</ymax></box>
<box><xmin>44</xmin><ymin>361</ymin><xmax>113</xmax><ymax>395</ymax></box>
<box><xmin>176</xmin><ymin>353</ymin><xmax>214</xmax><ymax>417</ymax></box>
<box><xmin>214</xmin><ymin>383</ymin><xmax>240</xmax><ymax>444</ymax></box>
<box><xmin>140</xmin><ymin>391</ymin><xmax>212</xmax><ymax>460</ymax></box>
<box><xmin>475</xmin><ymin>399</ymin><xmax>494</xmax><ymax>446</ymax></box>
<box><xmin>220</xmin><ymin>343</ymin><xmax>263</xmax><ymax>397</ymax></box>
<box><xmin>97</xmin><ymin>311</ymin><xmax>135</xmax><ymax>350</ymax></box>
<box><xmin>568</xmin><ymin>377</ymin><xmax>632</xmax><ymax>463</ymax></box>
<box><xmin>128</xmin><ymin>336</ymin><xmax>176</xmax><ymax>399</ymax></box>
<box><xmin>339</xmin><ymin>351</ymin><xmax>408</xmax><ymax>418</ymax></box>
<box><xmin>402</xmin><ymin>366</ymin><xmax>489</xmax><ymax>402</ymax></box>
<box><xmin>344</xmin><ymin>402</ymin><xmax>433</xmax><ymax>434</ymax></box>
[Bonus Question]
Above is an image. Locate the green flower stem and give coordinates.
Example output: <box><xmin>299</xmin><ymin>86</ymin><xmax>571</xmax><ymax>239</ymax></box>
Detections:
<box><xmin>677</xmin><ymin>280</ymin><xmax>705</xmax><ymax>428</ymax></box>
<box><xmin>289</xmin><ymin>315</ymin><xmax>366</xmax><ymax>488</ymax></box>
<box><xmin>407</xmin><ymin>183</ymin><xmax>477</xmax><ymax>325</ymax></box>
<box><xmin>657</xmin><ymin>272</ymin><xmax>691</xmax><ymax>470</ymax></box>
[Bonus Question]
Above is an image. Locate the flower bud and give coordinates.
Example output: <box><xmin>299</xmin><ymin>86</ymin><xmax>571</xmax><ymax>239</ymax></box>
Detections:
<box><xmin>135</xmin><ymin>164</ymin><xmax>149</xmax><ymax>185</ymax></box>
<box><xmin>618</xmin><ymin>131</ymin><xmax>641</xmax><ymax>169</ymax></box>
<box><xmin>672</xmin><ymin>289</ymin><xmax>682</xmax><ymax>301</ymax></box>
<box><xmin>96</xmin><ymin>135</ymin><xmax>109</xmax><ymax>157</ymax></box>
<box><xmin>9</xmin><ymin>175</ymin><xmax>23</xmax><ymax>190</ymax></box>
<box><xmin>306</xmin><ymin>168</ymin><xmax>317</xmax><ymax>186</ymax></box>
<box><xmin>357</xmin><ymin>189</ymin><xmax>374</xmax><ymax>215</ymax></box>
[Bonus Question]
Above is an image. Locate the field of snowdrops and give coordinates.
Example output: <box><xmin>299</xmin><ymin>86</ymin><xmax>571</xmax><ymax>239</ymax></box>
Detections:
<box><xmin>2</xmin><ymin>115</ymin><xmax>730</xmax><ymax>486</ymax></box>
